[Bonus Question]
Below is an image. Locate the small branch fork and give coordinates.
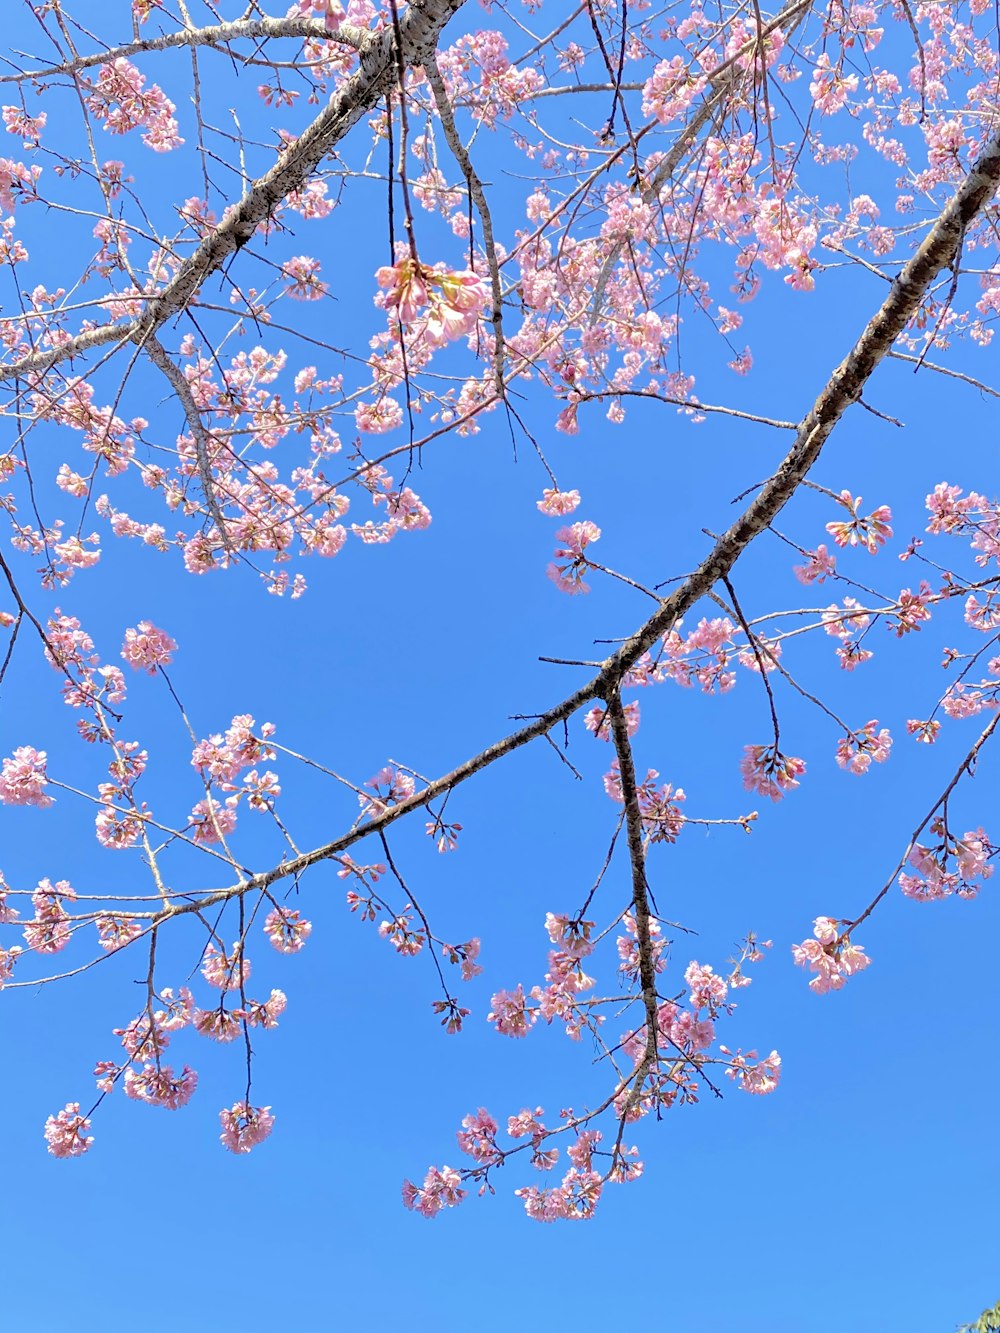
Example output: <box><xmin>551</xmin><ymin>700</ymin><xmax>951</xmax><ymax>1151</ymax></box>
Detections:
<box><xmin>145</xmin><ymin>335</ymin><xmax>235</xmax><ymax>553</ymax></box>
<box><xmin>844</xmin><ymin>710</ymin><xmax>1000</xmax><ymax>938</ymax></box>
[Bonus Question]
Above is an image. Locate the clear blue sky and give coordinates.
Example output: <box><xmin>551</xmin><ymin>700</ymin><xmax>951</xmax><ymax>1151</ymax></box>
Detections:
<box><xmin>0</xmin><ymin>5</ymin><xmax>997</xmax><ymax>1331</ymax></box>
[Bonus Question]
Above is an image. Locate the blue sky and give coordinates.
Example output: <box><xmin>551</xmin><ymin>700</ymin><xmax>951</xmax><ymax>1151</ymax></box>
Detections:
<box><xmin>0</xmin><ymin>4</ymin><xmax>997</xmax><ymax>1331</ymax></box>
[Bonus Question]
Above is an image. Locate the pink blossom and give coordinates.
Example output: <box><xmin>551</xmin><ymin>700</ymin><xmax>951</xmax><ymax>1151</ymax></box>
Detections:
<box><xmin>566</xmin><ymin>1129</ymin><xmax>602</xmax><ymax>1170</ymax></box>
<box><xmin>536</xmin><ymin>488</ymin><xmax>581</xmax><ymax>516</ymax></box>
<box><xmin>544</xmin><ymin>914</ymin><xmax>594</xmax><ymax>958</ymax></box>
<box><xmin>193</xmin><ymin>1007</ymin><xmax>244</xmax><ymax>1042</ymax></box>
<box><xmin>402</xmin><ymin>1165</ymin><xmax>466</xmax><ymax>1218</ymax></box>
<box><xmin>835</xmin><ymin>721</ymin><xmax>892</xmax><ymax>775</ymax></box>
<box><xmin>124</xmin><ymin>1063</ymin><xmax>198</xmax><ymax>1109</ymax></box>
<box><xmin>376</xmin><ymin>257</ymin><xmax>431</xmax><ymax>323</ymax></box>
<box><xmin>965</xmin><ymin>592</ymin><xmax>1000</xmax><ymax>632</ymax></box>
<box><xmin>794</xmin><ymin>544</ymin><xmax>836</xmax><ymax>584</ymax></box>
<box><xmin>906</xmin><ymin>719</ymin><xmax>941</xmax><ymax>744</ymax></box>
<box><xmin>809</xmin><ymin>53</ymin><xmax>859</xmax><ymax>114</ymax></box>
<box><xmin>282</xmin><ymin>255</ymin><xmax>327</xmax><ymax>300</ymax></box>
<box><xmin>837</xmin><ymin>643</ymin><xmax>874</xmax><ymax>671</ymax></box>
<box><xmin>740</xmin><ymin>744</ymin><xmax>805</xmax><ymax>800</ymax></box>
<box><xmin>514</xmin><ymin>1182</ymin><xmax>570</xmax><ymax>1222</ymax></box>
<box><xmin>0</xmin><ymin>873</ymin><xmax>19</xmax><ymax>924</ymax></box>
<box><xmin>825</xmin><ymin>491</ymin><xmax>893</xmax><ymax>552</ymax></box>
<box><xmin>584</xmin><ymin>700</ymin><xmax>639</xmax><ymax>741</ymax></box>
<box><xmin>120</xmin><ymin>620</ymin><xmax>176</xmax><ymax>673</ymax></box>
<box><xmin>264</xmin><ymin>906</ymin><xmax>313</xmax><ymax>953</ymax></box>
<box><xmin>792</xmin><ymin>917</ymin><xmax>871</xmax><ymax>993</ymax></box>
<box><xmin>685</xmin><ymin>960</ymin><xmax>728</xmax><ymax>1013</ymax></box>
<box><xmin>23</xmin><ymin>878</ymin><xmax>75</xmax><ymax>954</ymax></box>
<box><xmin>243</xmin><ymin>769</ymin><xmax>281</xmax><ymax>810</ymax></box>
<box><xmin>547</xmin><ymin>521</ymin><xmax>601</xmax><ymax>594</ymax></box>
<box><xmin>559</xmin><ymin>1167</ymin><xmax>603</xmax><ymax>1219</ymax></box>
<box><xmin>737</xmin><ymin>639</ymin><xmax>781</xmax><ymax>674</ymax></box>
<box><xmin>219</xmin><ymin>1101</ymin><xmax>275</xmax><ymax>1153</ymax></box>
<box><xmin>377</xmin><ymin>257</ymin><xmax>487</xmax><ymax>344</ymax></box>
<box><xmin>115</xmin><ymin>1010</ymin><xmax>170</xmax><ymax>1062</ymax></box>
<box><xmin>442</xmin><ymin>937</ymin><xmax>483</xmax><ymax>980</ymax></box>
<box><xmin>96</xmin><ymin>915</ymin><xmax>143</xmax><ymax>952</ymax></box>
<box><xmin>245</xmin><ymin>989</ymin><xmax>287</xmax><ymax>1029</ymax></box>
<box><xmin>95</xmin><ymin>805</ymin><xmax>146</xmax><ymax>850</ymax></box>
<box><xmin>686</xmin><ymin>617</ymin><xmax>734</xmax><ymax>653</ymax></box>
<box><xmin>456</xmin><ymin>1108</ymin><xmax>501</xmax><ymax>1165</ymax></box>
<box><xmin>822</xmin><ymin>597</ymin><xmax>871</xmax><ymax>639</ymax></box>
<box><xmin>378</xmin><ymin>911</ymin><xmax>425</xmax><ymax>956</ymax></box>
<box><xmin>925</xmin><ymin>482</ymin><xmax>975</xmax><ymax>534</ymax></box>
<box><xmin>725</xmin><ymin>1048</ymin><xmax>782</xmax><ymax>1094</ymax></box>
<box><xmin>361</xmin><ymin>765</ymin><xmax>416</xmax><ymax>818</ymax></box>
<box><xmin>201</xmin><ymin>942</ymin><xmax>251</xmax><ymax>991</ymax></box>
<box><xmin>0</xmin><ymin>746</ymin><xmax>53</xmax><ymax>808</ymax></box>
<box><xmin>85</xmin><ymin>58</ymin><xmax>182</xmax><ymax>151</ymax></box>
<box><xmin>2</xmin><ymin>105</ymin><xmax>46</xmax><ymax>145</ymax></box>
<box><xmin>44</xmin><ymin>1102</ymin><xmax>94</xmax><ymax>1158</ymax></box>
<box><xmin>488</xmin><ymin>983</ymin><xmax>535</xmax><ymax>1037</ymax></box>
<box><xmin>899</xmin><ymin>823</ymin><xmax>994</xmax><ymax>901</ymax></box>
<box><xmin>189</xmin><ymin>796</ymin><xmax>238</xmax><ymax>845</ymax></box>
<box><xmin>508</xmin><ymin>1106</ymin><xmax>547</xmax><ymax>1141</ymax></box>
<box><xmin>892</xmin><ymin>583</ymin><xmax>933</xmax><ymax>636</ymax></box>
<box><xmin>156</xmin><ymin>987</ymin><xmax>195</xmax><ymax>1032</ymax></box>
<box><xmin>0</xmin><ymin>944</ymin><xmax>21</xmax><ymax>987</ymax></box>
<box><xmin>355</xmin><ymin>397</ymin><xmax>403</xmax><ymax>434</ymax></box>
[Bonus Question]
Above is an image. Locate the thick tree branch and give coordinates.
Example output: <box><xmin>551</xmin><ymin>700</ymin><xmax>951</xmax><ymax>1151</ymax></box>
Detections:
<box><xmin>607</xmin><ymin>690</ymin><xmax>661</xmax><ymax>1117</ymax></box>
<box><xmin>145</xmin><ymin>334</ymin><xmax>234</xmax><ymax>552</ymax></box>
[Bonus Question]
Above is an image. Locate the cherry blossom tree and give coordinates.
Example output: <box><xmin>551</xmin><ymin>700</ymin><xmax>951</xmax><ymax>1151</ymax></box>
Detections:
<box><xmin>0</xmin><ymin>0</ymin><xmax>998</xmax><ymax>1226</ymax></box>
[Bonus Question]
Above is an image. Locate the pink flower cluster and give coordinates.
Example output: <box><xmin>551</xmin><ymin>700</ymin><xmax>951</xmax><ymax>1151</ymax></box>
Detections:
<box><xmin>585</xmin><ymin>700</ymin><xmax>639</xmax><ymax>740</ymax></box>
<box><xmin>0</xmin><ymin>746</ymin><xmax>53</xmax><ymax>808</ymax></box>
<box><xmin>360</xmin><ymin>765</ymin><xmax>416</xmax><ymax>818</ymax></box>
<box><xmin>44</xmin><ymin>1103</ymin><xmax>94</xmax><ymax>1158</ymax></box>
<box><xmin>722</xmin><ymin>1048</ymin><xmax>782</xmax><ymax>1094</ymax></box>
<box><xmin>402</xmin><ymin>1165</ymin><xmax>466</xmax><ymax>1218</ymax></box>
<box><xmin>23</xmin><ymin>878</ymin><xmax>75</xmax><ymax>954</ymax></box>
<box><xmin>825</xmin><ymin>491</ymin><xmax>893</xmax><ymax>553</ymax></box>
<box><xmin>456</xmin><ymin>1107</ymin><xmax>502</xmax><ymax>1167</ymax></box>
<box><xmin>792</xmin><ymin>917</ymin><xmax>871</xmax><ymax>993</ymax></box>
<box><xmin>547</xmin><ymin>521</ymin><xmax>600</xmax><ymax>594</ymax></box>
<box><xmin>282</xmin><ymin>255</ymin><xmax>327</xmax><ymax>300</ymax></box>
<box><xmin>740</xmin><ymin>744</ymin><xmax>805</xmax><ymax>800</ymax></box>
<box><xmin>264</xmin><ymin>906</ymin><xmax>313</xmax><ymax>953</ymax></box>
<box><xmin>793</xmin><ymin>543</ymin><xmax>837</xmax><ymax>584</ymax></box>
<box><xmin>835</xmin><ymin>721</ymin><xmax>892</xmax><ymax>774</ymax></box>
<box><xmin>124</xmin><ymin>1064</ymin><xmax>198</xmax><ymax>1110</ymax></box>
<box><xmin>219</xmin><ymin>1101</ymin><xmax>275</xmax><ymax>1154</ymax></box>
<box><xmin>603</xmin><ymin>760</ymin><xmax>686</xmax><ymax>843</ymax></box>
<box><xmin>201</xmin><ymin>942</ymin><xmax>251</xmax><ymax>992</ymax></box>
<box><xmin>537</xmin><ymin>488</ymin><xmax>581</xmax><ymax>516</ymax></box>
<box><xmin>85</xmin><ymin>58</ymin><xmax>182</xmax><ymax>152</ymax></box>
<box><xmin>515</xmin><ymin>1167</ymin><xmax>605</xmax><ymax>1222</ymax></box>
<box><xmin>488</xmin><ymin>983</ymin><xmax>534</xmax><ymax>1038</ymax></box>
<box><xmin>376</xmin><ymin>257</ymin><xmax>488</xmax><ymax>346</ymax></box>
<box><xmin>120</xmin><ymin>621</ymin><xmax>176</xmax><ymax>673</ymax></box>
<box><xmin>924</xmin><ymin>485</ymin><xmax>998</xmax><ymax>566</ymax></box>
<box><xmin>441</xmin><ymin>937</ymin><xmax>482</xmax><ymax>982</ymax></box>
<box><xmin>899</xmin><ymin>822</ymin><xmax>994</xmax><ymax>902</ymax></box>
